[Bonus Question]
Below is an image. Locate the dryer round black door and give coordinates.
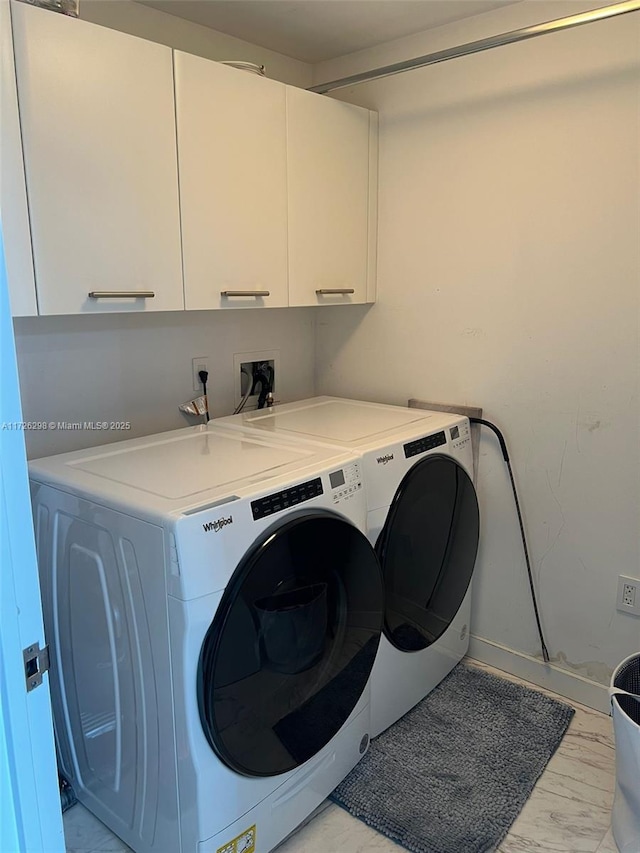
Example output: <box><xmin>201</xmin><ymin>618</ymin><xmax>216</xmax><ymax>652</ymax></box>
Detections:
<box><xmin>197</xmin><ymin>511</ymin><xmax>384</xmax><ymax>778</ymax></box>
<box><xmin>376</xmin><ymin>454</ymin><xmax>479</xmax><ymax>653</ymax></box>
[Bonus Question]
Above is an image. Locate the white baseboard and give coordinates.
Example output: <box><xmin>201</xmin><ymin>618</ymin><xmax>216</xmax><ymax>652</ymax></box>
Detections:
<box><xmin>467</xmin><ymin>634</ymin><xmax>611</xmax><ymax>715</ymax></box>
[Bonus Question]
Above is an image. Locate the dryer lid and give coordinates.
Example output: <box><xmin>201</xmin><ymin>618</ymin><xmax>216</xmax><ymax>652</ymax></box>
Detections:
<box><xmin>232</xmin><ymin>397</ymin><xmax>456</xmax><ymax>446</ymax></box>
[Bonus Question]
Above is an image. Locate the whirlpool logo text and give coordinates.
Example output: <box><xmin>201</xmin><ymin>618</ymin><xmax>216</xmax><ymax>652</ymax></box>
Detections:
<box><xmin>202</xmin><ymin>516</ymin><xmax>233</xmax><ymax>533</ymax></box>
<box><xmin>376</xmin><ymin>454</ymin><xmax>394</xmax><ymax>465</ymax></box>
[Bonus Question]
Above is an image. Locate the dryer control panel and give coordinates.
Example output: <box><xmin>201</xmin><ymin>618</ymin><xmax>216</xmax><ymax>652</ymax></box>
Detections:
<box><xmin>449</xmin><ymin>420</ymin><xmax>472</xmax><ymax>453</ymax></box>
<box><xmin>404</xmin><ymin>430</ymin><xmax>446</xmax><ymax>458</ymax></box>
<box><xmin>403</xmin><ymin>420</ymin><xmax>471</xmax><ymax>459</ymax></box>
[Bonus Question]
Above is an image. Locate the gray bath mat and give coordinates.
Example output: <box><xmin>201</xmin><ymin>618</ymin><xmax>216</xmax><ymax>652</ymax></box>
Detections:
<box><xmin>331</xmin><ymin>662</ymin><xmax>574</xmax><ymax>853</ymax></box>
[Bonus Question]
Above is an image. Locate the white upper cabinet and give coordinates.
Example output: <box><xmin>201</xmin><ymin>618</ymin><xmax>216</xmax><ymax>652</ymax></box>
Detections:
<box><xmin>6</xmin><ymin>3</ymin><xmax>377</xmax><ymax>316</ymax></box>
<box><xmin>286</xmin><ymin>87</ymin><xmax>377</xmax><ymax>307</ymax></box>
<box><xmin>11</xmin><ymin>2</ymin><xmax>183</xmax><ymax>315</ymax></box>
<box><xmin>1</xmin><ymin>0</ymin><xmax>37</xmax><ymax>316</ymax></box>
<box><xmin>174</xmin><ymin>53</ymin><xmax>289</xmax><ymax>310</ymax></box>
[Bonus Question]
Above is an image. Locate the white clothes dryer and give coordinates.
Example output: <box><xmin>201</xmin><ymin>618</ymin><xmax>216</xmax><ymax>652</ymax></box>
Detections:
<box><xmin>29</xmin><ymin>423</ymin><xmax>384</xmax><ymax>853</ymax></box>
<box><xmin>217</xmin><ymin>397</ymin><xmax>480</xmax><ymax>738</ymax></box>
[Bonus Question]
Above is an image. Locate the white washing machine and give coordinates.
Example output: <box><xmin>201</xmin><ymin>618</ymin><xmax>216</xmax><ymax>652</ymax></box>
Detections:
<box><xmin>217</xmin><ymin>397</ymin><xmax>480</xmax><ymax>737</ymax></box>
<box><xmin>29</xmin><ymin>423</ymin><xmax>384</xmax><ymax>853</ymax></box>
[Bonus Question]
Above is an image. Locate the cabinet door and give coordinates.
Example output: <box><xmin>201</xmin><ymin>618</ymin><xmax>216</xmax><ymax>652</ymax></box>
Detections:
<box><xmin>1</xmin><ymin>0</ymin><xmax>37</xmax><ymax>316</ymax></box>
<box><xmin>11</xmin><ymin>2</ymin><xmax>183</xmax><ymax>315</ymax></box>
<box><xmin>175</xmin><ymin>54</ymin><xmax>288</xmax><ymax>310</ymax></box>
<box><xmin>287</xmin><ymin>87</ymin><xmax>377</xmax><ymax>307</ymax></box>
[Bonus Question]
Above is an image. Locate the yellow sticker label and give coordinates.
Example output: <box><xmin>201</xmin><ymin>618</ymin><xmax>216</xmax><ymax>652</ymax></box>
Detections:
<box><xmin>216</xmin><ymin>824</ymin><xmax>256</xmax><ymax>853</ymax></box>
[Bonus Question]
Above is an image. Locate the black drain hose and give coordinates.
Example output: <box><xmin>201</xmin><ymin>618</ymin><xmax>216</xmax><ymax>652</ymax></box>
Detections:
<box><xmin>470</xmin><ymin>417</ymin><xmax>550</xmax><ymax>663</ymax></box>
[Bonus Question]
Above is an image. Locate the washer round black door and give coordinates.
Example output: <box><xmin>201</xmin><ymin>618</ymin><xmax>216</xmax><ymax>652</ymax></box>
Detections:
<box><xmin>376</xmin><ymin>454</ymin><xmax>479</xmax><ymax>653</ymax></box>
<box><xmin>198</xmin><ymin>511</ymin><xmax>384</xmax><ymax>778</ymax></box>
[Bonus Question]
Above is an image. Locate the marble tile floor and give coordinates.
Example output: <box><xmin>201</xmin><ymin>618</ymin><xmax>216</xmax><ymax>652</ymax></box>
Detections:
<box><xmin>63</xmin><ymin>661</ymin><xmax>619</xmax><ymax>853</ymax></box>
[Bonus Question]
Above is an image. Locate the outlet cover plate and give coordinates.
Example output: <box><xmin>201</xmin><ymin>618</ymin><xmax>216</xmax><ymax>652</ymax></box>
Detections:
<box><xmin>192</xmin><ymin>356</ymin><xmax>210</xmax><ymax>393</ymax></box>
<box><xmin>616</xmin><ymin>575</ymin><xmax>640</xmax><ymax>616</ymax></box>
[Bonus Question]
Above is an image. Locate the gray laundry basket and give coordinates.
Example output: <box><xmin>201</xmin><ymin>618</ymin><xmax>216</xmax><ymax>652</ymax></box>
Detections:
<box><xmin>610</xmin><ymin>653</ymin><xmax>640</xmax><ymax>853</ymax></box>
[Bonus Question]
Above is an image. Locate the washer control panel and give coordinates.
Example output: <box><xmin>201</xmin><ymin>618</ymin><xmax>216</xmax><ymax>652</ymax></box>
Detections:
<box><xmin>251</xmin><ymin>477</ymin><xmax>323</xmax><ymax>521</ymax></box>
<box><xmin>330</xmin><ymin>461</ymin><xmax>363</xmax><ymax>505</ymax></box>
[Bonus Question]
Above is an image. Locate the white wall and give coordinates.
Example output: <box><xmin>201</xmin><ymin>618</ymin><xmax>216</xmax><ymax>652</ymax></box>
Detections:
<box><xmin>15</xmin><ymin>308</ymin><xmax>317</xmax><ymax>458</ymax></box>
<box><xmin>12</xmin><ymin>2</ymin><xmax>317</xmax><ymax>460</ymax></box>
<box><xmin>313</xmin><ymin>2</ymin><xmax>640</xmax><ymax>693</ymax></box>
<box><xmin>80</xmin><ymin>0</ymin><xmax>312</xmax><ymax>86</ymax></box>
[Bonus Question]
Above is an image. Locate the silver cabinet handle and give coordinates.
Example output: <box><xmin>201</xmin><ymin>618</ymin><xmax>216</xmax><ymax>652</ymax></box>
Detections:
<box><xmin>315</xmin><ymin>289</ymin><xmax>355</xmax><ymax>295</ymax></box>
<box><xmin>220</xmin><ymin>290</ymin><xmax>270</xmax><ymax>297</ymax></box>
<box><xmin>88</xmin><ymin>291</ymin><xmax>155</xmax><ymax>299</ymax></box>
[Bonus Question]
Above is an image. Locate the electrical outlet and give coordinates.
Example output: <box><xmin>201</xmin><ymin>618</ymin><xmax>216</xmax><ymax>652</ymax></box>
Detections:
<box><xmin>192</xmin><ymin>357</ymin><xmax>210</xmax><ymax>393</ymax></box>
<box><xmin>616</xmin><ymin>575</ymin><xmax>640</xmax><ymax>616</ymax></box>
<box><xmin>233</xmin><ymin>350</ymin><xmax>279</xmax><ymax>410</ymax></box>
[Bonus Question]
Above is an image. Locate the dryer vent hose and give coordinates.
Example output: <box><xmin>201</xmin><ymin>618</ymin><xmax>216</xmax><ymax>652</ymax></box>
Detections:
<box><xmin>469</xmin><ymin>417</ymin><xmax>550</xmax><ymax>664</ymax></box>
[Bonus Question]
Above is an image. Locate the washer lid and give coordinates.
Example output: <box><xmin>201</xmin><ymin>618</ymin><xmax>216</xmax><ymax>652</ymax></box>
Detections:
<box><xmin>28</xmin><ymin>424</ymin><xmax>356</xmax><ymax>517</ymax></box>
<box><xmin>68</xmin><ymin>430</ymin><xmax>309</xmax><ymax>498</ymax></box>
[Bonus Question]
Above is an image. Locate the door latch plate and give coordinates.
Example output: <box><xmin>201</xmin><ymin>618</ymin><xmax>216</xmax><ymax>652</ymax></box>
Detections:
<box><xmin>23</xmin><ymin>641</ymin><xmax>50</xmax><ymax>692</ymax></box>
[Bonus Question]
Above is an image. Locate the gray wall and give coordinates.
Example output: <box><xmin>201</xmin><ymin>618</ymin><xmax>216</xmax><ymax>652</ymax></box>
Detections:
<box><xmin>15</xmin><ymin>308</ymin><xmax>317</xmax><ymax>458</ymax></box>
